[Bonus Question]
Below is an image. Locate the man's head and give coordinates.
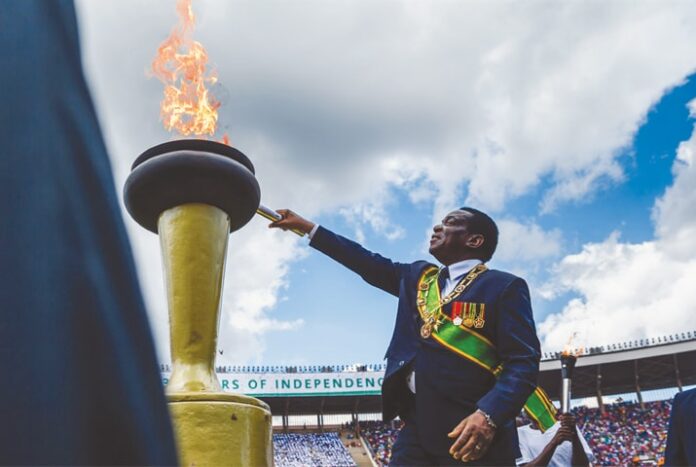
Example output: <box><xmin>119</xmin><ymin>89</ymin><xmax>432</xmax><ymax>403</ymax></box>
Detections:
<box><xmin>428</xmin><ymin>207</ymin><xmax>498</xmax><ymax>265</ymax></box>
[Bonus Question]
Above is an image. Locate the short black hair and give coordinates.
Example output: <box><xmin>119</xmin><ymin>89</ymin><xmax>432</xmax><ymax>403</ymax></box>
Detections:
<box><xmin>459</xmin><ymin>207</ymin><xmax>498</xmax><ymax>262</ymax></box>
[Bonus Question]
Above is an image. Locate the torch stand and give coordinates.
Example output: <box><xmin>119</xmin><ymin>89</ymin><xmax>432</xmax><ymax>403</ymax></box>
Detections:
<box><xmin>560</xmin><ymin>354</ymin><xmax>577</xmax><ymax>414</ymax></box>
<box><xmin>124</xmin><ymin>140</ymin><xmax>272</xmax><ymax>466</ymax></box>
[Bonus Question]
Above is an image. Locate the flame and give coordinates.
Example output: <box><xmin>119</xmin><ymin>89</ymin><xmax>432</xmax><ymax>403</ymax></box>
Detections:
<box><xmin>561</xmin><ymin>332</ymin><xmax>584</xmax><ymax>357</ymax></box>
<box><xmin>151</xmin><ymin>0</ymin><xmax>226</xmax><ymax>140</ymax></box>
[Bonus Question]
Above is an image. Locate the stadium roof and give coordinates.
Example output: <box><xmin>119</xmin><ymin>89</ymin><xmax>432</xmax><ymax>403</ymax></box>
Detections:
<box><xmin>538</xmin><ymin>338</ymin><xmax>696</xmax><ymax>401</ymax></box>
<box><xmin>258</xmin><ymin>336</ymin><xmax>696</xmax><ymax>417</ymax></box>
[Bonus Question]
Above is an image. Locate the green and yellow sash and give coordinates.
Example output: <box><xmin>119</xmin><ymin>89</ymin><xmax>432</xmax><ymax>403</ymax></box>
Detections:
<box><xmin>417</xmin><ymin>266</ymin><xmax>557</xmax><ymax>432</ymax></box>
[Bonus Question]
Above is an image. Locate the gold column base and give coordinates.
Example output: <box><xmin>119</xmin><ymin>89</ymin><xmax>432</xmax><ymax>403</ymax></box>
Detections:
<box><xmin>159</xmin><ymin>204</ymin><xmax>272</xmax><ymax>466</ymax></box>
<box><xmin>169</xmin><ymin>393</ymin><xmax>273</xmax><ymax>467</ymax></box>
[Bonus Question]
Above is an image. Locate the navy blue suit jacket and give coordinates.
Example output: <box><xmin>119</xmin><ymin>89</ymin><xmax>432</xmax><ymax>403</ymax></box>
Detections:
<box><xmin>311</xmin><ymin>226</ymin><xmax>541</xmax><ymax>462</ymax></box>
<box><xmin>665</xmin><ymin>388</ymin><xmax>696</xmax><ymax>466</ymax></box>
<box><xmin>0</xmin><ymin>1</ymin><xmax>177</xmax><ymax>464</ymax></box>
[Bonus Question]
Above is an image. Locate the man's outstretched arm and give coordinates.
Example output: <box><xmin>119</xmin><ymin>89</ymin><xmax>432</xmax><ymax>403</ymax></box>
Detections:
<box><xmin>269</xmin><ymin>209</ymin><xmax>408</xmax><ymax>297</ymax></box>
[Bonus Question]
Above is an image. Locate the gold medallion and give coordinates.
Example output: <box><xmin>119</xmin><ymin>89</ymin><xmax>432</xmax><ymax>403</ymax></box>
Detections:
<box><xmin>420</xmin><ymin>323</ymin><xmax>432</xmax><ymax>338</ymax></box>
<box><xmin>419</xmin><ymin>283</ymin><xmax>429</xmax><ymax>291</ymax></box>
<box><xmin>463</xmin><ymin>317</ymin><xmax>474</xmax><ymax>327</ymax></box>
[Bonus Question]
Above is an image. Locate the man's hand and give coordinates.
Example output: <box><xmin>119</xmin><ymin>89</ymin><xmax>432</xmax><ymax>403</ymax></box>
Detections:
<box><xmin>554</xmin><ymin>413</ymin><xmax>576</xmax><ymax>445</ymax></box>
<box><xmin>268</xmin><ymin>209</ymin><xmax>315</xmax><ymax>235</ymax></box>
<box><xmin>447</xmin><ymin>410</ymin><xmax>496</xmax><ymax>462</ymax></box>
<box><xmin>551</xmin><ymin>424</ymin><xmax>574</xmax><ymax>446</ymax></box>
<box><xmin>558</xmin><ymin>413</ymin><xmax>576</xmax><ymax>430</ymax></box>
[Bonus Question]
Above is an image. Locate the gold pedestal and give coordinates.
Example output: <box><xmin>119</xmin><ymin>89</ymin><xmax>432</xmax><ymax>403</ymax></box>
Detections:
<box><xmin>159</xmin><ymin>204</ymin><xmax>272</xmax><ymax>466</ymax></box>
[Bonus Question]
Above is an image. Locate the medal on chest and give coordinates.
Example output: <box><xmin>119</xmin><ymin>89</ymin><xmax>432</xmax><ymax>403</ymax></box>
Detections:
<box><xmin>450</xmin><ymin>301</ymin><xmax>486</xmax><ymax>328</ymax></box>
<box><xmin>452</xmin><ymin>302</ymin><xmax>464</xmax><ymax>326</ymax></box>
<box><xmin>420</xmin><ymin>321</ymin><xmax>433</xmax><ymax>339</ymax></box>
<box><xmin>416</xmin><ymin>264</ymin><xmax>487</xmax><ymax>338</ymax></box>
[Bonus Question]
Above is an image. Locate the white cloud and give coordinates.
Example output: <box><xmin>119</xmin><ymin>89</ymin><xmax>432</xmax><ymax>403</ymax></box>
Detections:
<box><xmin>495</xmin><ymin>219</ymin><xmax>563</xmax><ymax>263</ymax></box>
<box><xmin>339</xmin><ymin>195</ymin><xmax>406</xmax><ymax>243</ymax></box>
<box><xmin>653</xmin><ymin>100</ymin><xmax>696</xmax><ymax>258</ymax></box>
<box><xmin>218</xmin><ymin>222</ymin><xmax>307</xmax><ymax>364</ymax></box>
<box><xmin>74</xmin><ymin>0</ymin><xmax>696</xmax><ymax>362</ymax></box>
<box><xmin>539</xmin><ymin>111</ymin><xmax>696</xmax><ymax>351</ymax></box>
<box><xmin>540</xmin><ymin>158</ymin><xmax>624</xmax><ymax>213</ymax></box>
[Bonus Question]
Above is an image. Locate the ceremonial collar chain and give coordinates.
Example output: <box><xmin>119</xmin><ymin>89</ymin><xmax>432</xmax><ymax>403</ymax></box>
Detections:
<box><xmin>417</xmin><ymin>263</ymin><xmax>488</xmax><ymax>338</ymax></box>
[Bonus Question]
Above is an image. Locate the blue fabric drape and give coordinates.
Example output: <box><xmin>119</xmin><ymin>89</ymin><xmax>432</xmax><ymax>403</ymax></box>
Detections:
<box><xmin>0</xmin><ymin>1</ymin><xmax>177</xmax><ymax>464</ymax></box>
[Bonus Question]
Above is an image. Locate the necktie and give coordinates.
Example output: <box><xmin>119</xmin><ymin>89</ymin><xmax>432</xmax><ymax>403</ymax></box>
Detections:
<box><xmin>438</xmin><ymin>267</ymin><xmax>449</xmax><ymax>295</ymax></box>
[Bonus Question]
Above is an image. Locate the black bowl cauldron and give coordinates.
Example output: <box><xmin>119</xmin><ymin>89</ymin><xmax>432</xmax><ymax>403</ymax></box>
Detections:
<box><xmin>124</xmin><ymin>139</ymin><xmax>260</xmax><ymax>233</ymax></box>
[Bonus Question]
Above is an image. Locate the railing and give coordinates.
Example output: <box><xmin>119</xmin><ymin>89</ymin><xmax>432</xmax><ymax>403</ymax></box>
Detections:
<box><xmin>540</xmin><ymin>330</ymin><xmax>696</xmax><ymax>361</ymax></box>
<box><xmin>159</xmin><ymin>363</ymin><xmax>388</xmax><ymax>374</ymax></box>
<box><xmin>158</xmin><ymin>331</ymin><xmax>696</xmax><ymax>373</ymax></box>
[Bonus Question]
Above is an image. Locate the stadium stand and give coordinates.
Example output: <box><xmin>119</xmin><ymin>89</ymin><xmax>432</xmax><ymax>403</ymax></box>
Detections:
<box><xmin>160</xmin><ymin>333</ymin><xmax>696</xmax><ymax>464</ymax></box>
<box><xmin>576</xmin><ymin>399</ymin><xmax>671</xmax><ymax>466</ymax></box>
<box><xmin>357</xmin><ymin>400</ymin><xmax>673</xmax><ymax>466</ymax></box>
<box><xmin>360</xmin><ymin>420</ymin><xmax>403</xmax><ymax>466</ymax></box>
<box><xmin>273</xmin><ymin>432</ymin><xmax>356</xmax><ymax>467</ymax></box>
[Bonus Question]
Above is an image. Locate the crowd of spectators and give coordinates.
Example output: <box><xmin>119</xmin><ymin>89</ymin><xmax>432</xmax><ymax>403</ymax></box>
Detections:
<box><xmin>273</xmin><ymin>433</ymin><xmax>355</xmax><ymax>467</ymax></box>
<box><xmin>575</xmin><ymin>399</ymin><xmax>671</xmax><ymax>465</ymax></box>
<box><xmin>360</xmin><ymin>420</ymin><xmax>403</xmax><ymax>466</ymax></box>
<box><xmin>359</xmin><ymin>400</ymin><xmax>672</xmax><ymax>466</ymax></box>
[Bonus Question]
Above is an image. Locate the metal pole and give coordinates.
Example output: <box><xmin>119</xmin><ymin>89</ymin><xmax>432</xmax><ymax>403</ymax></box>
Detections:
<box><xmin>674</xmin><ymin>354</ymin><xmax>683</xmax><ymax>392</ymax></box>
<box><xmin>634</xmin><ymin>360</ymin><xmax>644</xmax><ymax>409</ymax></box>
<box><xmin>596</xmin><ymin>365</ymin><xmax>605</xmax><ymax>415</ymax></box>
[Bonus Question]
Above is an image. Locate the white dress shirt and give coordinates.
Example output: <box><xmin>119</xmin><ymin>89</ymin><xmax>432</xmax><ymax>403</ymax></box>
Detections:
<box><xmin>308</xmin><ymin>224</ymin><xmax>320</xmax><ymax>239</ymax></box>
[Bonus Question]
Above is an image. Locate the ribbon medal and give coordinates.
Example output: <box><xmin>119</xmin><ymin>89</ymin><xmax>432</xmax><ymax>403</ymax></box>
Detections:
<box><xmin>415</xmin><ymin>264</ymin><xmax>488</xmax><ymax>338</ymax></box>
<box><xmin>452</xmin><ymin>302</ymin><xmax>464</xmax><ymax>326</ymax></box>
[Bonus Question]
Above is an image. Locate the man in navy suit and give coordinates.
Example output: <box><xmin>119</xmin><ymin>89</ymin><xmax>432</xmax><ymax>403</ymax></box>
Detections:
<box><xmin>665</xmin><ymin>387</ymin><xmax>696</xmax><ymax>466</ymax></box>
<box><xmin>271</xmin><ymin>207</ymin><xmax>541</xmax><ymax>465</ymax></box>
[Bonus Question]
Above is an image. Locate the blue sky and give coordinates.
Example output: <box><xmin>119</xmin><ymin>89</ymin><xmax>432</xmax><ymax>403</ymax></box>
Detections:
<box><xmin>76</xmin><ymin>0</ymin><xmax>696</xmax><ymax>366</ymax></box>
<box><xmin>262</xmin><ymin>75</ymin><xmax>696</xmax><ymax>365</ymax></box>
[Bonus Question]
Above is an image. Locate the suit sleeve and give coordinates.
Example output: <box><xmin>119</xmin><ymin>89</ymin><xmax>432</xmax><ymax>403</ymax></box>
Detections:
<box><xmin>309</xmin><ymin>225</ymin><xmax>409</xmax><ymax>297</ymax></box>
<box><xmin>665</xmin><ymin>393</ymin><xmax>685</xmax><ymax>467</ymax></box>
<box><xmin>476</xmin><ymin>278</ymin><xmax>540</xmax><ymax>427</ymax></box>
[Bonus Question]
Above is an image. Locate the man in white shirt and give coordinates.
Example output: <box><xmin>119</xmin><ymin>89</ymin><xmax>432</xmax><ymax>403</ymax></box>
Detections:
<box><xmin>517</xmin><ymin>413</ymin><xmax>593</xmax><ymax>467</ymax></box>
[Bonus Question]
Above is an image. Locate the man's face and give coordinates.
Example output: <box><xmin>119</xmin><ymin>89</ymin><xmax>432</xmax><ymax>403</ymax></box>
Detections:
<box><xmin>428</xmin><ymin>209</ymin><xmax>483</xmax><ymax>265</ymax></box>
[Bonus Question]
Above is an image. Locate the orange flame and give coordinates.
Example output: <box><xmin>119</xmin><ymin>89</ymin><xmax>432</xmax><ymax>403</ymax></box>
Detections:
<box><xmin>151</xmin><ymin>0</ymin><xmax>225</xmax><ymax>140</ymax></box>
<box><xmin>561</xmin><ymin>332</ymin><xmax>585</xmax><ymax>357</ymax></box>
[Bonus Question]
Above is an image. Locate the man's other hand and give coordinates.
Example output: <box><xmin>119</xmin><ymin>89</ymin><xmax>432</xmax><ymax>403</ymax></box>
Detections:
<box><xmin>268</xmin><ymin>209</ymin><xmax>315</xmax><ymax>235</ymax></box>
<box><xmin>447</xmin><ymin>411</ymin><xmax>496</xmax><ymax>462</ymax></box>
<box><xmin>553</xmin><ymin>413</ymin><xmax>576</xmax><ymax>446</ymax></box>
<box><xmin>552</xmin><ymin>424</ymin><xmax>574</xmax><ymax>446</ymax></box>
<box><xmin>558</xmin><ymin>413</ymin><xmax>577</xmax><ymax>430</ymax></box>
